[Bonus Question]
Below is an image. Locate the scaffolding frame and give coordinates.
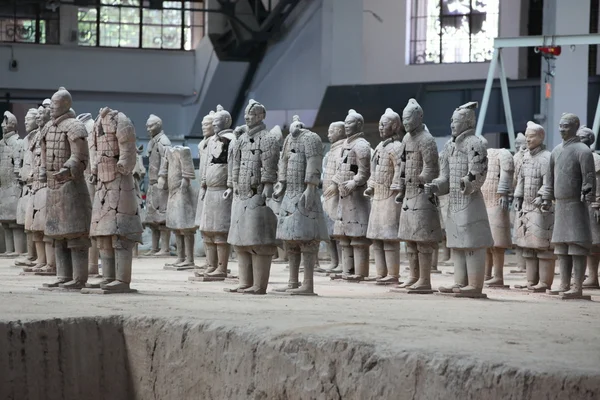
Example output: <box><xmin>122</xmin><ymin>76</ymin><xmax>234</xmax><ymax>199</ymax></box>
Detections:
<box><xmin>475</xmin><ymin>34</ymin><xmax>600</xmax><ymax>151</ymax></box>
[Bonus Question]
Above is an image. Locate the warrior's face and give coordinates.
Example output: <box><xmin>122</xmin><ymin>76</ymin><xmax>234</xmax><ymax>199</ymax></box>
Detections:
<box><xmin>36</xmin><ymin>107</ymin><xmax>48</xmax><ymax>129</ymax></box>
<box><xmin>379</xmin><ymin>116</ymin><xmax>395</xmax><ymax>139</ymax></box>
<box><xmin>212</xmin><ymin>114</ymin><xmax>226</xmax><ymax>134</ymax></box>
<box><xmin>202</xmin><ymin>116</ymin><xmax>215</xmax><ymax>137</ymax></box>
<box><xmin>515</xmin><ymin>136</ymin><xmax>526</xmax><ymax>152</ymax></box>
<box><xmin>1</xmin><ymin>116</ymin><xmax>9</xmax><ymax>134</ymax></box>
<box><xmin>244</xmin><ymin>107</ymin><xmax>264</xmax><ymax>128</ymax></box>
<box><xmin>290</xmin><ymin>121</ymin><xmax>302</xmax><ymax>138</ymax></box>
<box><xmin>559</xmin><ymin>118</ymin><xmax>578</xmax><ymax>141</ymax></box>
<box><xmin>25</xmin><ymin>112</ymin><xmax>38</xmax><ymax>133</ymax></box>
<box><xmin>50</xmin><ymin>93</ymin><xmax>70</xmax><ymax>119</ymax></box>
<box><xmin>328</xmin><ymin>124</ymin><xmax>344</xmax><ymax>143</ymax></box>
<box><xmin>525</xmin><ymin>128</ymin><xmax>544</xmax><ymax>151</ymax></box>
<box><xmin>402</xmin><ymin>109</ymin><xmax>420</xmax><ymax>133</ymax></box>
<box><xmin>576</xmin><ymin>130</ymin><xmax>594</xmax><ymax>148</ymax></box>
<box><xmin>146</xmin><ymin>119</ymin><xmax>161</xmax><ymax>137</ymax></box>
<box><xmin>344</xmin><ymin>115</ymin><xmax>361</xmax><ymax>137</ymax></box>
<box><xmin>451</xmin><ymin>111</ymin><xmax>471</xmax><ymax>138</ymax></box>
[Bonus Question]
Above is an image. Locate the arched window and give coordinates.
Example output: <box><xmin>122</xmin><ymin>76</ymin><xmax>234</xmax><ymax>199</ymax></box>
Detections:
<box><xmin>409</xmin><ymin>0</ymin><xmax>500</xmax><ymax>64</ymax></box>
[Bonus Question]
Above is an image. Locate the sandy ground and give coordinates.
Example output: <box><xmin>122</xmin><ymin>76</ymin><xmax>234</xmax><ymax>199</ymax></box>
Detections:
<box><xmin>1</xmin><ymin>253</ymin><xmax>599</xmax><ymax>378</ymax></box>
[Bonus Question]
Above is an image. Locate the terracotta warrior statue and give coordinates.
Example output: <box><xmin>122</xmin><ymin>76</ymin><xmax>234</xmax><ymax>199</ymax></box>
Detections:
<box><xmin>132</xmin><ymin>144</ymin><xmax>146</xmax><ymax>257</ymax></box>
<box><xmin>159</xmin><ymin>146</ymin><xmax>198</xmax><ymax>268</ymax></box>
<box><xmin>226</xmin><ymin>99</ymin><xmax>280</xmax><ymax>294</ymax></box>
<box><xmin>196</xmin><ymin>105</ymin><xmax>236</xmax><ymax>280</ymax></box>
<box><xmin>511</xmin><ymin>132</ymin><xmax>527</xmax><ymax>273</ymax></box>
<box><xmin>88</xmin><ymin>108</ymin><xmax>143</xmax><ymax>292</ymax></box>
<box><xmin>541</xmin><ymin>113</ymin><xmax>596</xmax><ymax>299</ymax></box>
<box><xmin>513</xmin><ymin>122</ymin><xmax>555</xmax><ymax>291</ymax></box>
<box><xmin>76</xmin><ymin>112</ymin><xmax>101</xmax><ymax>276</ymax></box>
<box><xmin>196</xmin><ymin>110</ymin><xmax>216</xmax><ymax>226</ymax></box>
<box><xmin>325</xmin><ymin>109</ymin><xmax>372</xmax><ymax>281</ymax></box>
<box><xmin>40</xmin><ymin>87</ymin><xmax>92</xmax><ymax>289</ymax></box>
<box><xmin>364</xmin><ymin>108</ymin><xmax>403</xmax><ymax>285</ymax></box>
<box><xmin>395</xmin><ymin>99</ymin><xmax>442</xmax><ymax>292</ymax></box>
<box><xmin>426</xmin><ymin>102</ymin><xmax>493</xmax><ymax>297</ymax></box>
<box><xmin>0</xmin><ymin>111</ymin><xmax>26</xmax><ymax>256</ymax></box>
<box><xmin>25</xmin><ymin>101</ymin><xmax>55</xmax><ymax>273</ymax></box>
<box><xmin>15</xmin><ymin>109</ymin><xmax>40</xmax><ymax>267</ymax></box>
<box><xmin>321</xmin><ymin>121</ymin><xmax>345</xmax><ymax>272</ymax></box>
<box><xmin>143</xmin><ymin>114</ymin><xmax>172</xmax><ymax>255</ymax></box>
<box><xmin>576</xmin><ymin>126</ymin><xmax>600</xmax><ymax>289</ymax></box>
<box><xmin>272</xmin><ymin>115</ymin><xmax>328</xmax><ymax>295</ymax></box>
<box><xmin>482</xmin><ymin>142</ymin><xmax>514</xmax><ymax>287</ymax></box>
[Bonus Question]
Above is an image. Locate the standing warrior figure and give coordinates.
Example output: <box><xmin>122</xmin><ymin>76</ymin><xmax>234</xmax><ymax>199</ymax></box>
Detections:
<box><xmin>364</xmin><ymin>108</ymin><xmax>403</xmax><ymax>285</ymax></box>
<box><xmin>0</xmin><ymin>111</ymin><xmax>26</xmax><ymax>256</ymax></box>
<box><xmin>426</xmin><ymin>102</ymin><xmax>493</xmax><ymax>297</ymax></box>
<box><xmin>26</xmin><ymin>101</ymin><xmax>55</xmax><ymax>273</ymax></box>
<box><xmin>196</xmin><ymin>105</ymin><xmax>236</xmax><ymax>280</ymax></box>
<box><xmin>321</xmin><ymin>122</ymin><xmax>345</xmax><ymax>272</ymax></box>
<box><xmin>511</xmin><ymin>132</ymin><xmax>527</xmax><ymax>273</ymax></box>
<box><xmin>159</xmin><ymin>146</ymin><xmax>198</xmax><ymax>268</ymax></box>
<box><xmin>226</xmin><ymin>99</ymin><xmax>280</xmax><ymax>294</ymax></box>
<box><xmin>196</xmin><ymin>110</ymin><xmax>216</xmax><ymax>225</ymax></box>
<box><xmin>576</xmin><ymin>126</ymin><xmax>600</xmax><ymax>289</ymax></box>
<box><xmin>78</xmin><ymin>112</ymin><xmax>100</xmax><ymax>276</ymax></box>
<box><xmin>482</xmin><ymin>143</ymin><xmax>514</xmax><ymax>287</ymax></box>
<box><xmin>144</xmin><ymin>114</ymin><xmax>172</xmax><ymax>256</ymax></box>
<box><xmin>88</xmin><ymin>107</ymin><xmax>143</xmax><ymax>292</ymax></box>
<box><xmin>541</xmin><ymin>113</ymin><xmax>596</xmax><ymax>299</ymax></box>
<box><xmin>272</xmin><ymin>115</ymin><xmax>329</xmax><ymax>295</ymax></box>
<box><xmin>513</xmin><ymin>122</ymin><xmax>555</xmax><ymax>291</ymax></box>
<box><xmin>395</xmin><ymin>99</ymin><xmax>442</xmax><ymax>293</ymax></box>
<box><xmin>325</xmin><ymin>109</ymin><xmax>372</xmax><ymax>281</ymax></box>
<box><xmin>40</xmin><ymin>87</ymin><xmax>92</xmax><ymax>289</ymax></box>
<box><xmin>15</xmin><ymin>109</ymin><xmax>40</xmax><ymax>267</ymax></box>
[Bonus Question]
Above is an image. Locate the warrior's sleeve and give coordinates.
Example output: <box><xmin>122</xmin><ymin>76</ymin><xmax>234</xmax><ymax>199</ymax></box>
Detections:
<box><xmin>537</xmin><ymin>153</ymin><xmax>550</xmax><ymax>199</ymax></box>
<box><xmin>593</xmin><ymin>154</ymin><xmax>600</xmax><ymax>208</ymax></box>
<box><xmin>260</xmin><ymin>131</ymin><xmax>279</xmax><ymax>184</ymax></box>
<box><xmin>512</xmin><ymin>153</ymin><xmax>523</xmax><ymax>192</ymax></box>
<box><xmin>390</xmin><ymin>142</ymin><xmax>405</xmax><ymax>195</ymax></box>
<box><xmin>304</xmin><ymin>132</ymin><xmax>323</xmax><ymax>186</ymax></box>
<box><xmin>580</xmin><ymin>148</ymin><xmax>596</xmax><ymax>200</ymax></box>
<box><xmin>497</xmin><ymin>149</ymin><xmax>514</xmax><ymax>195</ymax></box>
<box><xmin>113</xmin><ymin>113</ymin><xmax>137</xmax><ymax>175</ymax></box>
<box><xmin>158</xmin><ymin>150</ymin><xmax>169</xmax><ymax>179</ymax></box>
<box><xmin>542</xmin><ymin>151</ymin><xmax>555</xmax><ymax>201</ymax></box>
<box><xmin>419</xmin><ymin>136</ymin><xmax>440</xmax><ymax>184</ymax></box>
<box><xmin>64</xmin><ymin>122</ymin><xmax>89</xmax><ymax>179</ymax></box>
<box><xmin>277</xmin><ymin>135</ymin><xmax>291</xmax><ymax>183</ymax></box>
<box><xmin>229</xmin><ymin>137</ymin><xmax>241</xmax><ymax>188</ymax></box>
<box><xmin>14</xmin><ymin>138</ymin><xmax>24</xmax><ymax>176</ymax></box>
<box><xmin>513</xmin><ymin>155</ymin><xmax>525</xmax><ymax>199</ymax></box>
<box><xmin>39</xmin><ymin>128</ymin><xmax>47</xmax><ymax>177</ymax></box>
<box><xmin>432</xmin><ymin>141</ymin><xmax>451</xmax><ymax>196</ymax></box>
<box><xmin>180</xmin><ymin>147</ymin><xmax>196</xmax><ymax>180</ymax></box>
<box><xmin>353</xmin><ymin>140</ymin><xmax>371</xmax><ymax>186</ymax></box>
<box><xmin>462</xmin><ymin>136</ymin><xmax>488</xmax><ymax>195</ymax></box>
<box><xmin>367</xmin><ymin>144</ymin><xmax>379</xmax><ymax>189</ymax></box>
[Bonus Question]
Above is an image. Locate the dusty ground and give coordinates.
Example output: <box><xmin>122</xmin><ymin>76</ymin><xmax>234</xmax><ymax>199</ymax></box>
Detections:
<box><xmin>1</xmin><ymin>253</ymin><xmax>600</xmax><ymax>382</ymax></box>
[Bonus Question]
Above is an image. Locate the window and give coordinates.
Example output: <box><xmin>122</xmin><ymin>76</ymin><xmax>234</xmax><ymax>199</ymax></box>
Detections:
<box><xmin>78</xmin><ymin>0</ymin><xmax>204</xmax><ymax>50</ymax></box>
<box><xmin>409</xmin><ymin>0</ymin><xmax>500</xmax><ymax>64</ymax></box>
<box><xmin>0</xmin><ymin>2</ymin><xmax>59</xmax><ymax>45</ymax></box>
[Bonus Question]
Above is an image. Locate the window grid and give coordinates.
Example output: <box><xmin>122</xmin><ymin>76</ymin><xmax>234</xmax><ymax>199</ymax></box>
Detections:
<box><xmin>409</xmin><ymin>0</ymin><xmax>499</xmax><ymax>65</ymax></box>
<box><xmin>0</xmin><ymin>2</ymin><xmax>59</xmax><ymax>45</ymax></box>
<box><xmin>77</xmin><ymin>0</ymin><xmax>204</xmax><ymax>51</ymax></box>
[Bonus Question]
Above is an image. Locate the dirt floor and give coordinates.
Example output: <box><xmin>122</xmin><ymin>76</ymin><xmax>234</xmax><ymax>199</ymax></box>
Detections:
<box><xmin>1</xmin><ymin>253</ymin><xmax>599</xmax><ymax>399</ymax></box>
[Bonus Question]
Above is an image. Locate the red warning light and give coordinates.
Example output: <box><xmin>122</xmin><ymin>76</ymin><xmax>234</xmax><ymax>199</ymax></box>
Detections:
<box><xmin>536</xmin><ymin>46</ymin><xmax>562</xmax><ymax>57</ymax></box>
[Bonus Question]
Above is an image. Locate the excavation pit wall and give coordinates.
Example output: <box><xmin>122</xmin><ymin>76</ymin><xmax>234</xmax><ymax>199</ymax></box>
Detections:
<box><xmin>0</xmin><ymin>316</ymin><xmax>597</xmax><ymax>400</ymax></box>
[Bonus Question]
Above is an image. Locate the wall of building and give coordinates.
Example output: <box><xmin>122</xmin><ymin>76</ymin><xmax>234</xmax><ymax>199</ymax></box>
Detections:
<box><xmin>240</xmin><ymin>0</ymin><xmax>525</xmax><ymax>129</ymax></box>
